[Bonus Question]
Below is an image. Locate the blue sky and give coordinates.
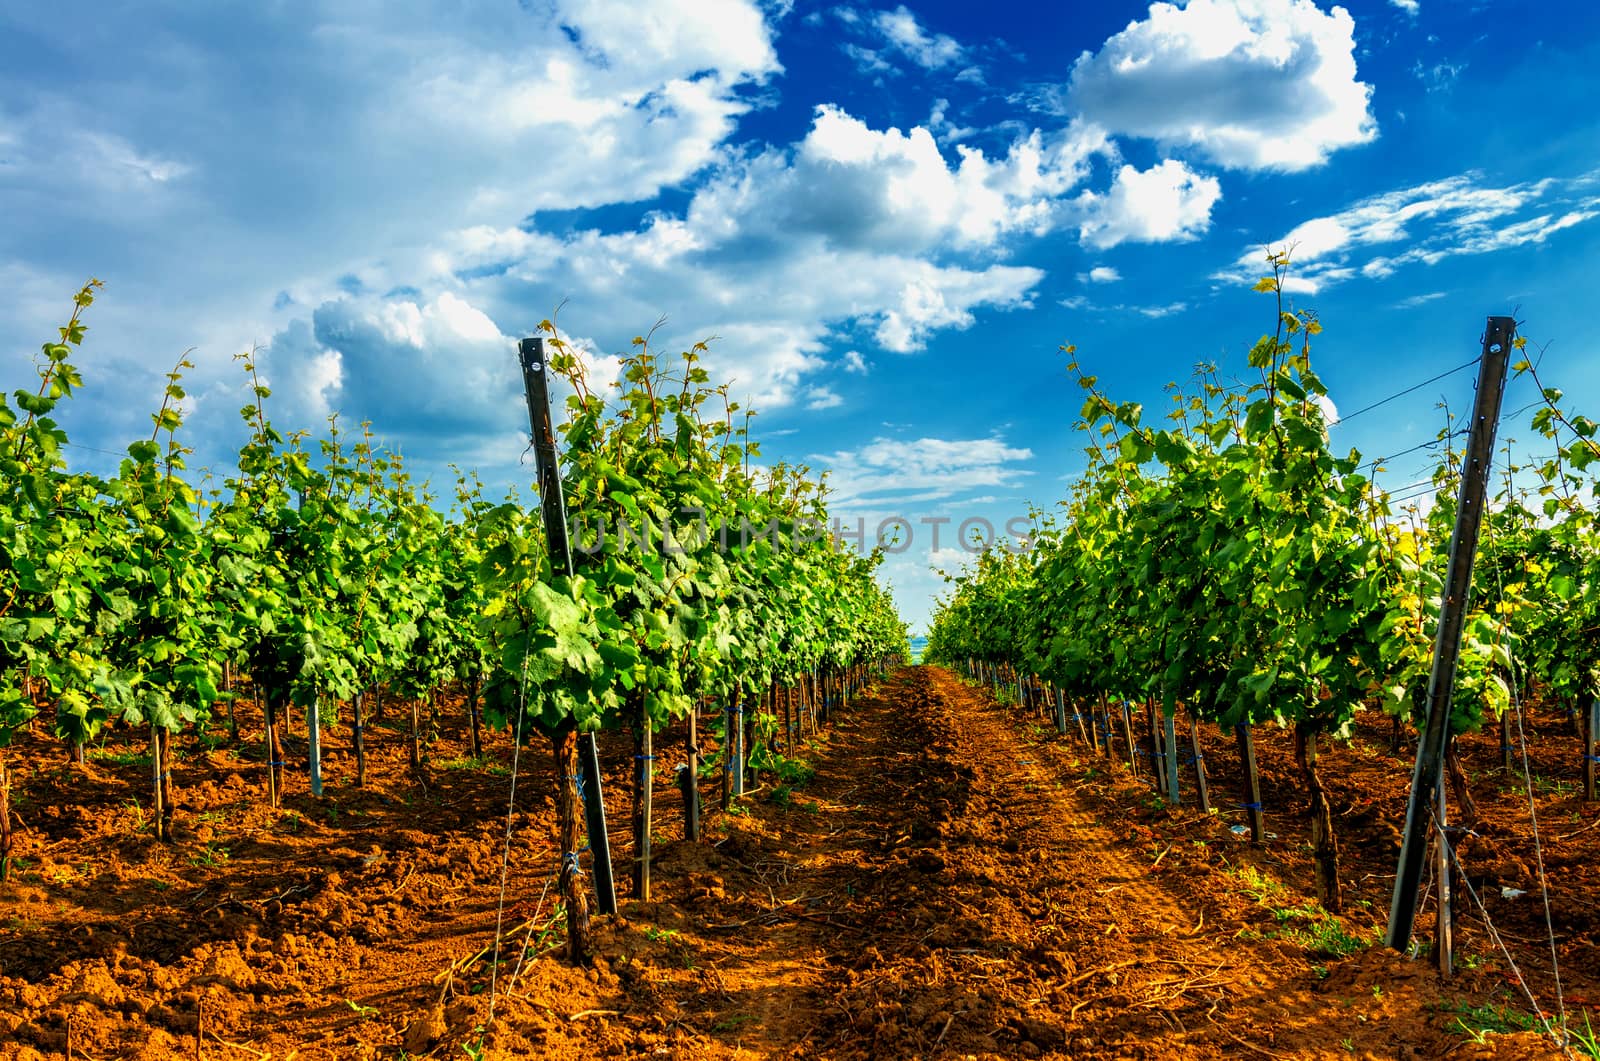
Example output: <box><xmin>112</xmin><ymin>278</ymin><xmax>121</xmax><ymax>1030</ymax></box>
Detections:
<box><xmin>4</xmin><ymin>0</ymin><xmax>1599</xmax><ymax>632</ymax></box>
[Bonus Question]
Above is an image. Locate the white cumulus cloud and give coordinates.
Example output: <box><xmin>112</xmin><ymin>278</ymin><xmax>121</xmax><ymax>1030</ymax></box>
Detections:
<box><xmin>314</xmin><ymin>100</ymin><xmax>1116</xmax><ymax>430</ymax></box>
<box><xmin>772</xmin><ymin>105</ymin><xmax>1109</xmax><ymax>252</ymax></box>
<box><xmin>1066</xmin><ymin>0</ymin><xmax>1377</xmax><ymax>172</ymax></box>
<box><xmin>1076</xmin><ymin>160</ymin><xmax>1222</xmax><ymax>249</ymax></box>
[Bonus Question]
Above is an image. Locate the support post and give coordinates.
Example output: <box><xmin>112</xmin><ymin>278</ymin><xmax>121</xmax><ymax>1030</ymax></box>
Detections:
<box><xmin>1147</xmin><ymin>700</ymin><xmax>1165</xmax><ymax>796</ymax></box>
<box><xmin>265</xmin><ymin>694</ymin><xmax>283</xmax><ymax>809</ymax></box>
<box><xmin>0</xmin><ymin>754</ymin><xmax>11</xmax><ymax>881</ymax></box>
<box><xmin>1189</xmin><ymin>717</ymin><xmax>1211</xmax><ymax>814</ymax></box>
<box><xmin>1435</xmin><ymin>775</ymin><xmax>1453</xmax><ymax>975</ymax></box>
<box><xmin>308</xmin><ymin>696</ymin><xmax>324</xmax><ymax>798</ymax></box>
<box><xmin>1118</xmin><ymin>699</ymin><xmax>1138</xmax><ymax>775</ymax></box>
<box><xmin>518</xmin><ymin>335</ymin><xmax>618</xmax><ymax>918</ymax></box>
<box><xmin>578</xmin><ymin>733</ymin><xmax>618</xmax><ymax>915</ymax></box>
<box><xmin>1237</xmin><ymin>722</ymin><xmax>1265</xmax><ymax>843</ymax></box>
<box><xmin>683</xmin><ymin>706</ymin><xmax>701</xmax><ymax>842</ymax></box>
<box><xmin>1163</xmin><ymin>708</ymin><xmax>1180</xmax><ymax>804</ymax></box>
<box><xmin>157</xmin><ymin>726</ymin><xmax>174</xmax><ymax>843</ymax></box>
<box><xmin>729</xmin><ymin>691</ymin><xmax>745</xmax><ymax>797</ymax></box>
<box><xmin>353</xmin><ymin>686</ymin><xmax>367</xmax><ymax>787</ymax></box>
<box><xmin>1585</xmin><ymin>695</ymin><xmax>1598</xmax><ymax>802</ymax></box>
<box><xmin>468</xmin><ymin>674</ymin><xmax>483</xmax><ymax>761</ymax></box>
<box><xmin>636</xmin><ymin>721</ymin><xmax>653</xmax><ymax>900</ymax></box>
<box><xmin>1500</xmin><ymin>711</ymin><xmax>1513</xmax><ymax>774</ymax></box>
<box><xmin>409</xmin><ymin>696</ymin><xmax>422</xmax><ymax>775</ymax></box>
<box><xmin>223</xmin><ymin>662</ymin><xmax>237</xmax><ymax>739</ymax></box>
<box><xmin>151</xmin><ymin>722</ymin><xmax>165</xmax><ymax>841</ymax></box>
<box><xmin>1386</xmin><ymin>317</ymin><xmax>1514</xmax><ymax>951</ymax></box>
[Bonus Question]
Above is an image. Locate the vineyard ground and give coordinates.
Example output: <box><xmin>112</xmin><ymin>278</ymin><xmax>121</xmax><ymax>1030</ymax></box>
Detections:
<box><xmin>0</xmin><ymin>666</ymin><xmax>1590</xmax><ymax>1058</ymax></box>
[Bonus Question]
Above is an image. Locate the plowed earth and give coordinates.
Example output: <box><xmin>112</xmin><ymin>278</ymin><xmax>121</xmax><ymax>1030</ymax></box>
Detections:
<box><xmin>1</xmin><ymin>666</ymin><xmax>1592</xmax><ymax>1059</ymax></box>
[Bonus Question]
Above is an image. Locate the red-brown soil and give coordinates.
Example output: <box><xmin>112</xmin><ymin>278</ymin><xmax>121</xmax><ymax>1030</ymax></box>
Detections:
<box><xmin>0</xmin><ymin>666</ymin><xmax>1591</xmax><ymax>1059</ymax></box>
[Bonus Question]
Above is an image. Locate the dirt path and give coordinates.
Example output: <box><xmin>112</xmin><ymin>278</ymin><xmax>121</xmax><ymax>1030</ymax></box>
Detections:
<box><xmin>2</xmin><ymin>667</ymin><xmax>1567</xmax><ymax>1059</ymax></box>
<box><xmin>700</xmin><ymin>665</ymin><xmax>1472</xmax><ymax>1061</ymax></box>
<box><xmin>501</xmin><ymin>665</ymin><xmax>1560</xmax><ymax>1059</ymax></box>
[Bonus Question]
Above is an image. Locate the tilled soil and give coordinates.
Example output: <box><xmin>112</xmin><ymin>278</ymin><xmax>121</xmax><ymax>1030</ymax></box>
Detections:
<box><xmin>0</xmin><ymin>666</ymin><xmax>1587</xmax><ymax>1059</ymax></box>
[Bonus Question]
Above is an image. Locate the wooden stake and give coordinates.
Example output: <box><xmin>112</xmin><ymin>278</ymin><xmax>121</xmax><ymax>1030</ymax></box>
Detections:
<box><xmin>307</xmin><ymin>696</ymin><xmax>324</xmax><ymax>798</ymax></box>
<box><xmin>409</xmin><ymin>696</ymin><xmax>422</xmax><ymax>776</ymax></box>
<box><xmin>1162</xmin><ymin>708</ymin><xmax>1180</xmax><ymax>804</ymax></box>
<box><xmin>1236</xmin><ymin>722</ymin><xmax>1264</xmax><ymax>844</ymax></box>
<box><xmin>1189</xmin><ymin>716</ymin><xmax>1211</xmax><ymax>813</ymax></box>
<box><xmin>265</xmin><ymin>694</ymin><xmax>284</xmax><ymax>810</ymax></box>
<box><xmin>1117</xmin><ymin>698</ymin><xmax>1138</xmax><ymax>775</ymax></box>
<box><xmin>0</xmin><ymin>752</ymin><xmax>12</xmax><ymax>882</ymax></box>
<box><xmin>639</xmin><ymin>719</ymin><xmax>652</xmax><ymax>901</ymax></box>
<box><xmin>468</xmin><ymin>674</ymin><xmax>483</xmax><ymax>761</ymax></box>
<box><xmin>552</xmin><ymin>726</ymin><xmax>592</xmax><ymax>962</ymax></box>
<box><xmin>1147</xmin><ymin>700</ymin><xmax>1165</xmax><ymax>795</ymax></box>
<box><xmin>728</xmin><ymin>688</ymin><xmax>744</xmax><ymax>799</ymax></box>
<box><xmin>353</xmin><ymin>687</ymin><xmax>367</xmax><ymax>787</ymax></box>
<box><xmin>151</xmin><ymin>722</ymin><xmax>166</xmax><ymax>842</ymax></box>
<box><xmin>1500</xmin><ymin>710</ymin><xmax>1513</xmax><ymax>773</ymax></box>
<box><xmin>1585</xmin><ymin>695</ymin><xmax>1598</xmax><ymax>803</ymax></box>
<box><xmin>783</xmin><ymin>684</ymin><xmax>794</xmax><ymax>756</ymax></box>
<box><xmin>1435</xmin><ymin>775</ymin><xmax>1452</xmax><ymax>975</ymax></box>
<box><xmin>684</xmin><ymin>708</ymin><xmax>701</xmax><ymax>842</ymax></box>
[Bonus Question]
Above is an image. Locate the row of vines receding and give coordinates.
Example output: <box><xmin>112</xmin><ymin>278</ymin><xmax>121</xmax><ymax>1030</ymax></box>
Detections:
<box><xmin>0</xmin><ymin>281</ymin><xmax>909</xmax><ymax>963</ymax></box>
<box><xmin>925</xmin><ymin>253</ymin><xmax>1600</xmax><ymax>919</ymax></box>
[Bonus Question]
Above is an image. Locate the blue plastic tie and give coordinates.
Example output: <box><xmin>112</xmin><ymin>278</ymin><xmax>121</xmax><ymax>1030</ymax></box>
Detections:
<box><xmin>635</xmin><ymin>754</ymin><xmax>656</xmax><ymax>761</ymax></box>
<box><xmin>269</xmin><ymin>761</ymin><xmax>285</xmax><ymax>768</ymax></box>
<box><xmin>1240</xmin><ymin>801</ymin><xmax>1263</xmax><ymax>811</ymax></box>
